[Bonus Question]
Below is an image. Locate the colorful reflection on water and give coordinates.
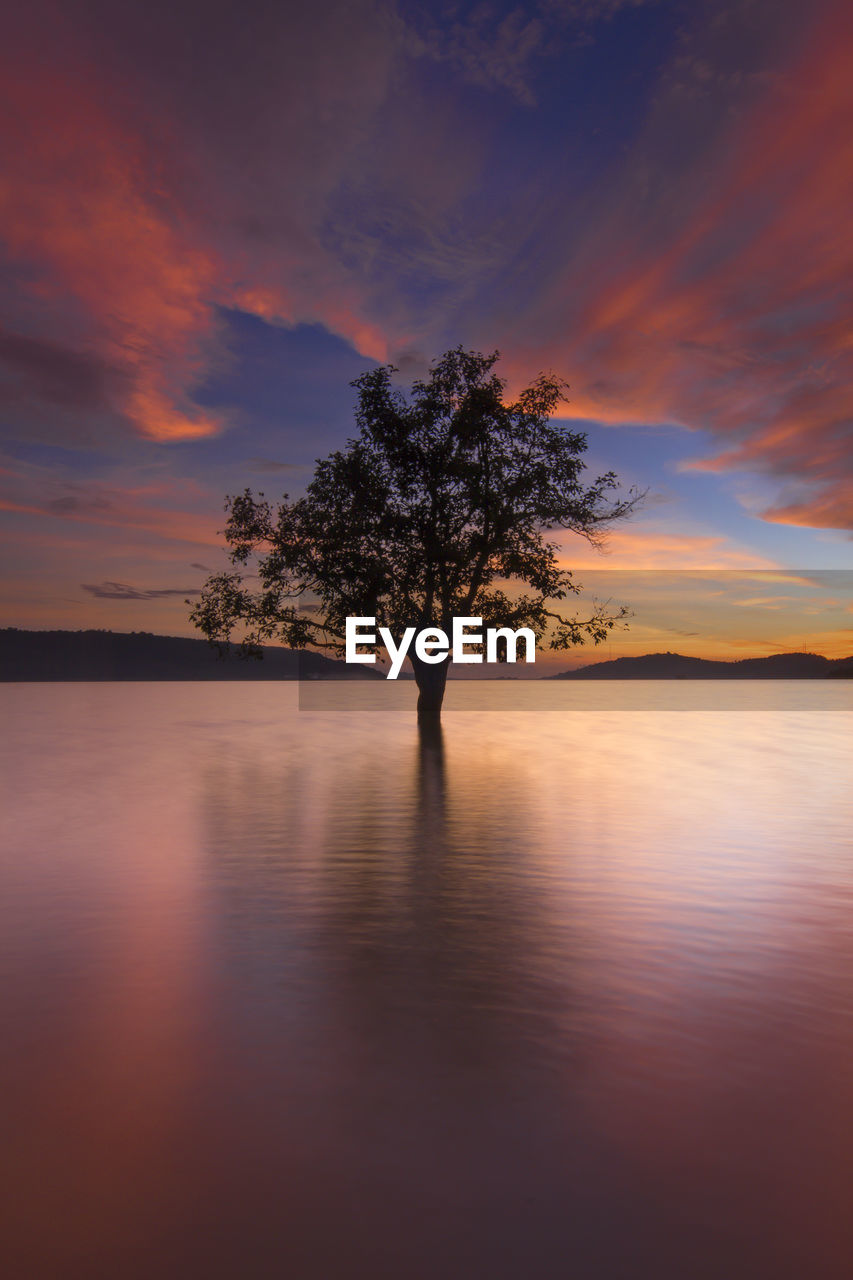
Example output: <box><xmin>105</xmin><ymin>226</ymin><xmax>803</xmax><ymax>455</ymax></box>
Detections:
<box><xmin>1</xmin><ymin>683</ymin><xmax>851</xmax><ymax>1277</ymax></box>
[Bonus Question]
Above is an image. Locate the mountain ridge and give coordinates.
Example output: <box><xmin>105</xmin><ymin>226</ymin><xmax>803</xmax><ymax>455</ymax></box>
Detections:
<box><xmin>547</xmin><ymin>650</ymin><xmax>853</xmax><ymax>680</ymax></box>
<box><xmin>2</xmin><ymin>631</ymin><xmax>851</xmax><ymax>681</ymax></box>
<box><xmin>0</xmin><ymin>628</ymin><xmax>380</xmax><ymax>681</ymax></box>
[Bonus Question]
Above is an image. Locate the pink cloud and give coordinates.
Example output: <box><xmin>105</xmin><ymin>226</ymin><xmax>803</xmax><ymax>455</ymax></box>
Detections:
<box><xmin>0</xmin><ymin>56</ymin><xmax>224</xmax><ymax>441</ymax></box>
<box><xmin>0</xmin><ymin>0</ymin><xmax>849</xmax><ymax>538</ymax></box>
<box><xmin>554</xmin><ymin>530</ymin><xmax>778</xmax><ymax>571</ymax></box>
<box><xmin>0</xmin><ymin>467</ymin><xmax>222</xmax><ymax>548</ymax></box>
<box><xmin>0</xmin><ymin>1</ymin><xmax>406</xmax><ymax>444</ymax></box>
<box><xmin>494</xmin><ymin>1</ymin><xmax>853</xmax><ymax>530</ymax></box>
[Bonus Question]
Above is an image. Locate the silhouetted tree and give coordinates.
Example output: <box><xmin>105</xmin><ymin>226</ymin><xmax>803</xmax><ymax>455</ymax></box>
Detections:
<box><xmin>190</xmin><ymin>348</ymin><xmax>641</xmax><ymax>722</ymax></box>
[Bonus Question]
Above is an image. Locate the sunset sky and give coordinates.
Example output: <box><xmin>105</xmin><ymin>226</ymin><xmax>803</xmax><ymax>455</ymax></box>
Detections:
<box><xmin>1</xmin><ymin>0</ymin><xmax>851</xmax><ymax>662</ymax></box>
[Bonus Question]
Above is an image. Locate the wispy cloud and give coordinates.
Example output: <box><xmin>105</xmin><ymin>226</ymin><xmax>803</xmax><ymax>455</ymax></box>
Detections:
<box><xmin>494</xmin><ymin>1</ymin><xmax>853</xmax><ymax>530</ymax></box>
<box><xmin>81</xmin><ymin>581</ymin><xmax>201</xmax><ymax>600</ymax></box>
<box><xmin>0</xmin><ymin>467</ymin><xmax>222</xmax><ymax>547</ymax></box>
<box><xmin>0</xmin><ymin>0</ymin><xmax>400</xmax><ymax>446</ymax></box>
<box><xmin>405</xmin><ymin>1</ymin><xmax>657</xmax><ymax>105</ymax></box>
<box><xmin>247</xmin><ymin>458</ymin><xmax>309</xmax><ymax>474</ymax></box>
<box><xmin>554</xmin><ymin>529</ymin><xmax>779</xmax><ymax>571</ymax></box>
<box><xmin>0</xmin><ymin>0</ymin><xmax>849</xmax><ymax>540</ymax></box>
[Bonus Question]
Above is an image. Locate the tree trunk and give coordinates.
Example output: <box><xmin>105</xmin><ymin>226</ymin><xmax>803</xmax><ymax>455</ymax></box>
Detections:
<box><xmin>411</xmin><ymin>653</ymin><xmax>449</xmax><ymax>725</ymax></box>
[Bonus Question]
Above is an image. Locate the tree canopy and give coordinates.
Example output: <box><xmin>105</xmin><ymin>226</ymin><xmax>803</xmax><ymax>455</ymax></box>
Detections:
<box><xmin>190</xmin><ymin>347</ymin><xmax>641</xmax><ymax>719</ymax></box>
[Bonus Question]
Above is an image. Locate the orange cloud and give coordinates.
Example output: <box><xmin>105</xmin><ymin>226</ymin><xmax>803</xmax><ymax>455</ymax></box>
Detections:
<box><xmin>0</xmin><ymin>55</ymin><xmax>224</xmax><ymax>442</ymax></box>
<box><xmin>555</xmin><ymin>530</ymin><xmax>778</xmax><ymax>571</ymax></box>
<box><xmin>0</xmin><ymin>2</ymin><xmax>402</xmax><ymax>446</ymax></box>
<box><xmin>501</xmin><ymin>1</ymin><xmax>853</xmax><ymax>531</ymax></box>
<box><xmin>761</xmin><ymin>484</ymin><xmax>853</xmax><ymax>532</ymax></box>
<box><xmin>1</xmin><ymin>0</ymin><xmax>850</xmax><ymax>540</ymax></box>
<box><xmin>0</xmin><ymin>469</ymin><xmax>222</xmax><ymax>548</ymax></box>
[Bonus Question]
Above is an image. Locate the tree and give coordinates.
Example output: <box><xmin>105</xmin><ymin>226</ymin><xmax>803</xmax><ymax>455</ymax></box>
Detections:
<box><xmin>190</xmin><ymin>347</ymin><xmax>641</xmax><ymax>723</ymax></box>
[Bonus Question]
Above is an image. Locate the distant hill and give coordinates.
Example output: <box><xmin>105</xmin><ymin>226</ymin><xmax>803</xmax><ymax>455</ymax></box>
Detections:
<box><xmin>4</xmin><ymin>632</ymin><xmax>850</xmax><ymax>683</ymax></box>
<box><xmin>547</xmin><ymin>651</ymin><xmax>852</xmax><ymax>680</ymax></box>
<box><xmin>0</xmin><ymin>629</ymin><xmax>381</xmax><ymax>681</ymax></box>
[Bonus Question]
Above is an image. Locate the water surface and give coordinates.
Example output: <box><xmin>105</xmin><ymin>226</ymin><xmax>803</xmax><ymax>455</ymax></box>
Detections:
<box><xmin>2</xmin><ymin>682</ymin><xmax>852</xmax><ymax>1278</ymax></box>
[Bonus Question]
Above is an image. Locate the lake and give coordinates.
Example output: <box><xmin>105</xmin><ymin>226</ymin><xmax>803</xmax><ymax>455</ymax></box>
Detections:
<box><xmin>2</xmin><ymin>681</ymin><xmax>852</xmax><ymax>1278</ymax></box>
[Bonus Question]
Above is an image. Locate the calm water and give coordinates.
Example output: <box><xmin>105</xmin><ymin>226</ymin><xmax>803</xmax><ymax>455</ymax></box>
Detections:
<box><xmin>1</xmin><ymin>682</ymin><xmax>852</xmax><ymax>1279</ymax></box>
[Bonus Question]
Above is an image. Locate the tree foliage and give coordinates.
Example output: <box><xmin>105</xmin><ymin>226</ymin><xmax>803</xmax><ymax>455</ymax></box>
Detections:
<box><xmin>190</xmin><ymin>348</ymin><xmax>641</xmax><ymax>697</ymax></box>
